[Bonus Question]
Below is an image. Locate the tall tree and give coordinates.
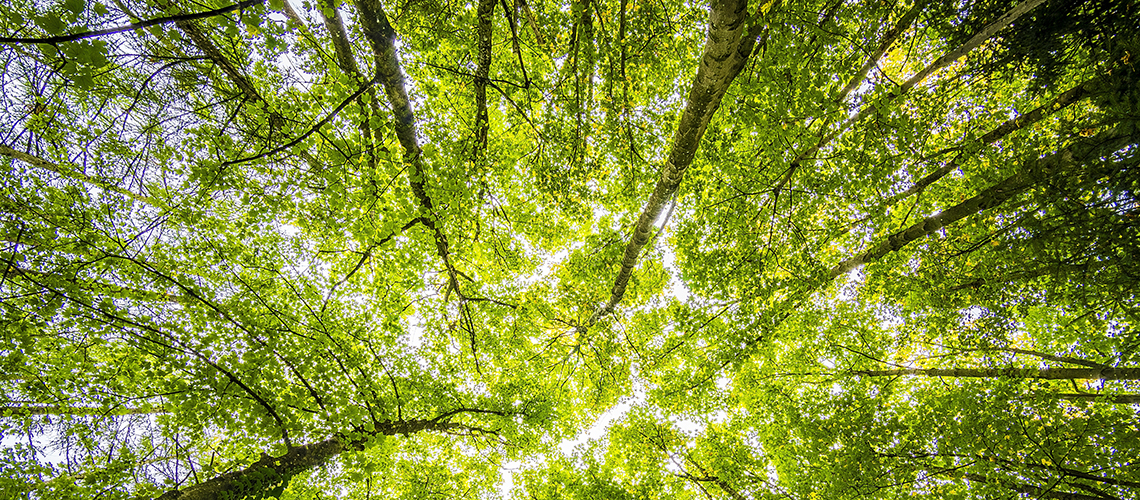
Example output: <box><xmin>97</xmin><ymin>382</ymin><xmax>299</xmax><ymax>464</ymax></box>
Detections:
<box><xmin>1</xmin><ymin>0</ymin><xmax>1137</xmax><ymax>498</ymax></box>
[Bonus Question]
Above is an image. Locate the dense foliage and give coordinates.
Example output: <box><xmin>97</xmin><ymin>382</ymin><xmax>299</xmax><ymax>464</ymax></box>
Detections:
<box><xmin>1</xmin><ymin>0</ymin><xmax>1138</xmax><ymax>498</ymax></box>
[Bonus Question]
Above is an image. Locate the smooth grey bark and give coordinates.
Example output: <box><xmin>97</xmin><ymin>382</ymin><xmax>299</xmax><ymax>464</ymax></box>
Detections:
<box><xmin>0</xmin><ymin>145</ymin><xmax>160</xmax><ymax>207</ymax></box>
<box><xmin>174</xmin><ymin>19</ymin><xmax>265</xmax><ymax>105</ymax></box>
<box><xmin>894</xmin><ymin>73</ymin><xmax>1114</xmax><ymax>204</ymax></box>
<box><xmin>852</xmin><ymin>367</ymin><xmax>1140</xmax><ymax>380</ymax></box>
<box><xmin>319</xmin><ymin>0</ymin><xmax>366</xmax><ymax>79</ymax></box>
<box><xmin>155</xmin><ymin>418</ymin><xmax>468</xmax><ymax>500</ymax></box>
<box><xmin>833</xmin><ymin>1</ymin><xmax>925</xmax><ymax>106</ymax></box>
<box><xmin>356</xmin><ymin>0</ymin><xmax>463</xmax><ymax>292</ymax></box>
<box><xmin>890</xmin><ymin>0</ymin><xmax>1045</xmax><ymax>97</ymax></box>
<box><xmin>829</xmin><ymin>126</ymin><xmax>1137</xmax><ymax>278</ymax></box>
<box><xmin>356</xmin><ymin>0</ymin><xmax>419</xmax><ymax>159</ymax></box>
<box><xmin>318</xmin><ymin>0</ymin><xmax>385</xmax><ymax>171</ymax></box>
<box><xmin>473</xmin><ymin>0</ymin><xmax>496</xmax><ymax>153</ymax></box>
<box><xmin>590</xmin><ymin>0</ymin><xmax>763</xmax><ymax>325</ymax></box>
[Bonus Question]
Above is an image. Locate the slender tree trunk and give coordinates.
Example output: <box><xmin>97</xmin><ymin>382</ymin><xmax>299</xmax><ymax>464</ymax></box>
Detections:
<box><xmin>888</xmin><ymin>72</ymin><xmax>1114</xmax><ymax>205</ymax></box>
<box><xmin>1051</xmin><ymin>393</ymin><xmax>1140</xmax><ymax>405</ymax></box>
<box><xmin>852</xmin><ymin>367</ymin><xmax>1140</xmax><ymax>380</ymax></box>
<box><xmin>0</xmin><ymin>144</ymin><xmax>162</xmax><ymax>207</ymax></box>
<box><xmin>473</xmin><ymin>0</ymin><xmax>496</xmax><ymax>154</ymax></box>
<box><xmin>173</xmin><ymin>18</ymin><xmax>264</xmax><ymax>104</ymax></box>
<box><xmin>590</xmin><ymin>0</ymin><xmax>764</xmax><ymax>324</ymax></box>
<box><xmin>829</xmin><ymin>125</ymin><xmax>1138</xmax><ymax>278</ymax></box>
<box><xmin>773</xmin><ymin>0</ymin><xmax>1047</xmax><ymax>198</ymax></box>
<box><xmin>833</xmin><ymin>1</ymin><xmax>924</xmax><ymax>106</ymax></box>
<box><xmin>320</xmin><ymin>0</ymin><xmax>365</xmax><ymax>78</ymax></box>
<box><xmin>155</xmin><ymin>418</ymin><xmax>464</xmax><ymax>500</ymax></box>
<box><xmin>356</xmin><ymin>0</ymin><xmax>465</xmax><ymax>292</ymax></box>
<box><xmin>963</xmin><ymin>473</ymin><xmax>1113</xmax><ymax>500</ymax></box>
<box><xmin>0</xmin><ymin>405</ymin><xmax>167</xmax><ymax>417</ymax></box>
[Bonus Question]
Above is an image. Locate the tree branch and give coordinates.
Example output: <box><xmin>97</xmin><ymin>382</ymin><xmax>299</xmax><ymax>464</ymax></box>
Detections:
<box><xmin>772</xmin><ymin>0</ymin><xmax>1047</xmax><ymax>203</ymax></box>
<box><xmin>0</xmin><ymin>144</ymin><xmax>163</xmax><ymax>207</ymax></box>
<box><xmin>851</xmin><ymin>366</ymin><xmax>1140</xmax><ymax>381</ymax></box>
<box><xmin>0</xmin><ymin>0</ymin><xmax>265</xmax><ymax>44</ymax></box>
<box><xmin>829</xmin><ymin>126</ymin><xmax>1136</xmax><ymax>278</ymax></box>
<box><xmin>833</xmin><ymin>0</ymin><xmax>924</xmax><ymax>106</ymax></box>
<box><xmin>223</xmin><ymin>76</ymin><xmax>378</xmax><ymax>166</ymax></box>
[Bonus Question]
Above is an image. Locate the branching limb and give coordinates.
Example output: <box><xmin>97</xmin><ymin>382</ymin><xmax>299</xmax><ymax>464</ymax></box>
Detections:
<box><xmin>223</xmin><ymin>76</ymin><xmax>378</xmax><ymax>166</ymax></box>
<box><xmin>833</xmin><ymin>1</ymin><xmax>924</xmax><ymax>106</ymax></box>
<box><xmin>0</xmin><ymin>0</ymin><xmax>265</xmax><ymax>44</ymax></box>
<box><xmin>356</xmin><ymin>0</ymin><xmax>499</xmax><ymax>307</ymax></box>
<box><xmin>829</xmin><ymin>126</ymin><xmax>1136</xmax><ymax>278</ymax></box>
<box><xmin>0</xmin><ymin>144</ymin><xmax>162</xmax><ymax>207</ymax></box>
<box><xmin>772</xmin><ymin>0</ymin><xmax>1047</xmax><ymax>204</ymax></box>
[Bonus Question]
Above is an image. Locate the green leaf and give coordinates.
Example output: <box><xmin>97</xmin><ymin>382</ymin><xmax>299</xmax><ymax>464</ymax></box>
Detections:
<box><xmin>63</xmin><ymin>0</ymin><xmax>84</xmax><ymax>16</ymax></box>
<box><xmin>35</xmin><ymin>13</ymin><xmax>64</xmax><ymax>34</ymax></box>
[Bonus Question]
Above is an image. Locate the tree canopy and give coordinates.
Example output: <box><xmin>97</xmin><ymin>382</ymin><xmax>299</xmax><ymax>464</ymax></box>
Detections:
<box><xmin>1</xmin><ymin>0</ymin><xmax>1138</xmax><ymax>498</ymax></box>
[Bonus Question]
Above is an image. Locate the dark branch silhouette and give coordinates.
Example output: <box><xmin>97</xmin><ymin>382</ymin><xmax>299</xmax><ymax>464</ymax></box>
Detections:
<box><xmin>0</xmin><ymin>0</ymin><xmax>265</xmax><ymax>44</ymax></box>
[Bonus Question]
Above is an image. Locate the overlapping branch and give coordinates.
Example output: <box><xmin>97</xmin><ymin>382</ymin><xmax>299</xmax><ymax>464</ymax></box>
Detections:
<box><xmin>851</xmin><ymin>366</ymin><xmax>1140</xmax><ymax>380</ymax></box>
<box><xmin>896</xmin><ymin>73</ymin><xmax>1115</xmax><ymax>203</ymax></box>
<box><xmin>0</xmin><ymin>144</ymin><xmax>163</xmax><ymax>207</ymax></box>
<box><xmin>832</xmin><ymin>0</ymin><xmax>924</xmax><ymax>106</ymax></box>
<box><xmin>356</xmin><ymin>0</ymin><xmax>490</xmax><ymax>304</ymax></box>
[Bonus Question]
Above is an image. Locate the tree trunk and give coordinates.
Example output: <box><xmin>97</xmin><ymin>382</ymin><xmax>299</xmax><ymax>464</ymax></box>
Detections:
<box><xmin>0</xmin><ymin>405</ymin><xmax>167</xmax><ymax>417</ymax></box>
<box><xmin>0</xmin><ymin>144</ymin><xmax>162</xmax><ymax>207</ymax></box>
<box><xmin>852</xmin><ymin>367</ymin><xmax>1140</xmax><ymax>381</ymax></box>
<box><xmin>1052</xmin><ymin>393</ymin><xmax>1140</xmax><ymax>405</ymax></box>
<box><xmin>356</xmin><ymin>0</ymin><xmax>465</xmax><ymax>292</ymax></box>
<box><xmin>473</xmin><ymin>0</ymin><xmax>496</xmax><ymax>154</ymax></box>
<box><xmin>963</xmin><ymin>473</ymin><xmax>1113</xmax><ymax>500</ymax></box>
<box><xmin>591</xmin><ymin>0</ymin><xmax>764</xmax><ymax>324</ymax></box>
<box><xmin>155</xmin><ymin>418</ymin><xmax>464</xmax><ymax>500</ymax></box>
<box><xmin>829</xmin><ymin>125</ymin><xmax>1138</xmax><ymax>278</ymax></box>
<box><xmin>155</xmin><ymin>437</ymin><xmax>344</xmax><ymax>500</ymax></box>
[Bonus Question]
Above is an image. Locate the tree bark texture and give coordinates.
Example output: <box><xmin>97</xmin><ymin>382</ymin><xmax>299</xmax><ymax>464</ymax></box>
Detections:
<box><xmin>155</xmin><ymin>419</ymin><xmax>464</xmax><ymax>500</ymax></box>
<box><xmin>473</xmin><ymin>0</ymin><xmax>496</xmax><ymax>153</ymax></box>
<box><xmin>592</xmin><ymin>0</ymin><xmax>763</xmax><ymax>323</ymax></box>
<box><xmin>853</xmin><ymin>367</ymin><xmax>1140</xmax><ymax>380</ymax></box>
<box><xmin>829</xmin><ymin>126</ymin><xmax>1138</xmax><ymax>278</ymax></box>
<box><xmin>356</xmin><ymin>0</ymin><xmax>462</xmax><ymax>290</ymax></box>
<box><xmin>963</xmin><ymin>473</ymin><xmax>1109</xmax><ymax>500</ymax></box>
